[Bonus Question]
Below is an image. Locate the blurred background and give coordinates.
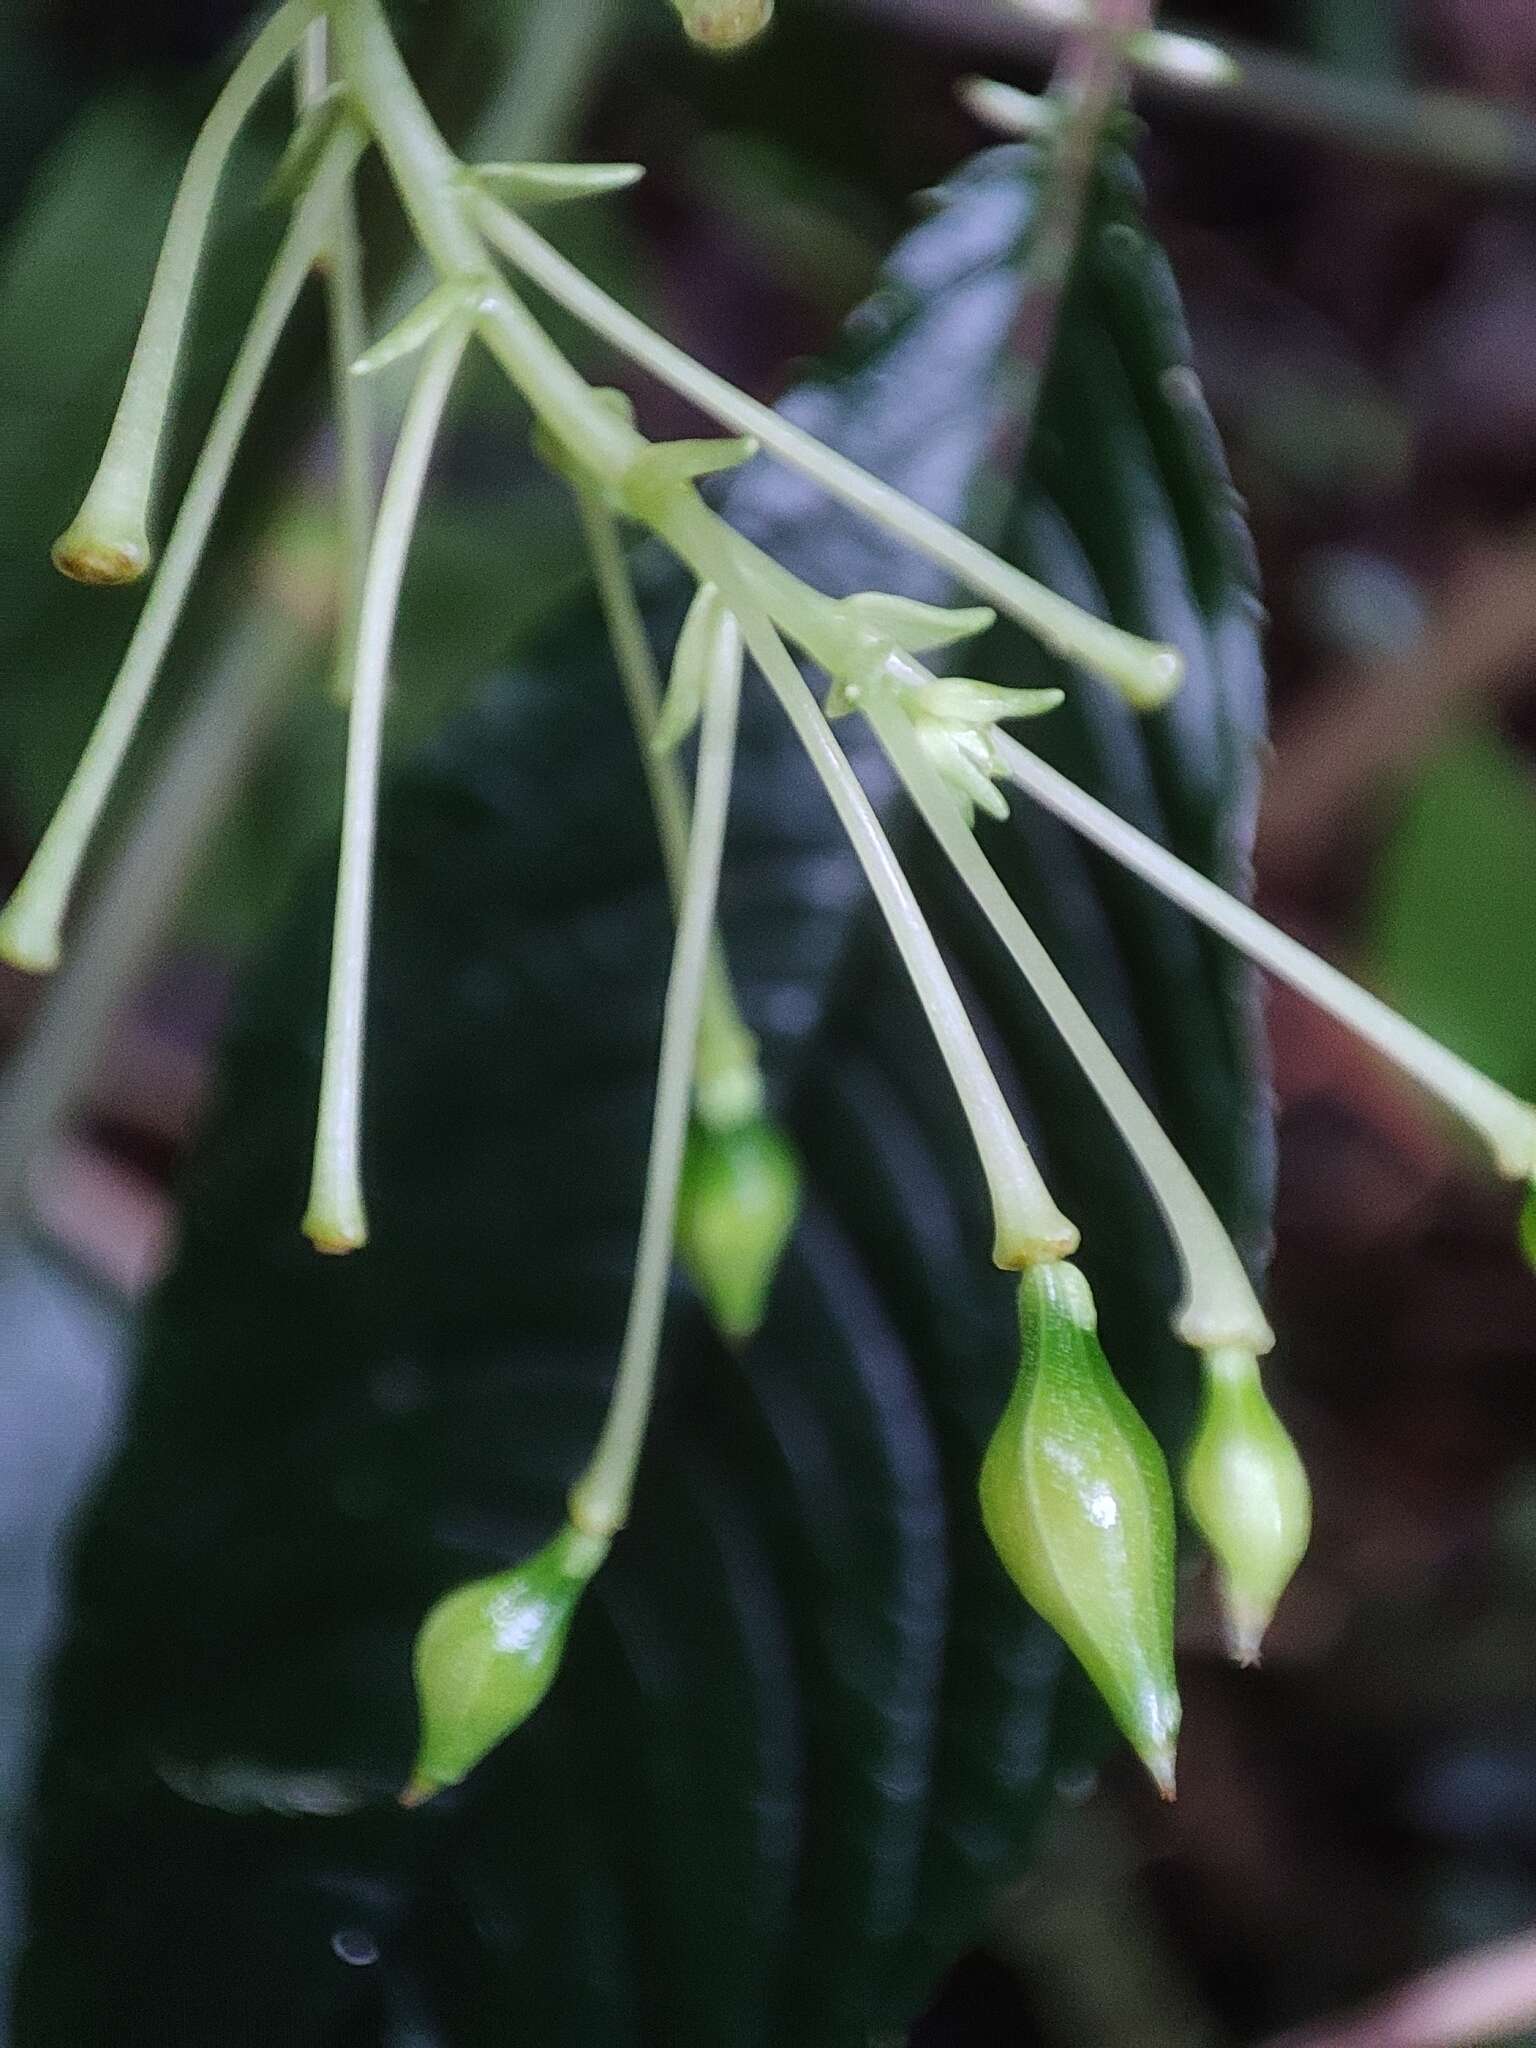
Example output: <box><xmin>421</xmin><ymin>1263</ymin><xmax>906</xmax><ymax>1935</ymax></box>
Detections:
<box><xmin>2</xmin><ymin>0</ymin><xmax>1536</xmax><ymax>2042</ymax></box>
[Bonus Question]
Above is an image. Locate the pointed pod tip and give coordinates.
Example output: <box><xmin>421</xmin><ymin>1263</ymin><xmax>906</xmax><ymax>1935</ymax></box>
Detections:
<box><xmin>1224</xmin><ymin>1598</ymin><xmax>1271</xmax><ymax>1669</ymax></box>
<box><xmin>1137</xmin><ymin>1729</ymin><xmax>1179</xmax><ymax>1801</ymax></box>
<box><xmin>398</xmin><ymin>1774</ymin><xmax>439</xmax><ymax>1809</ymax></box>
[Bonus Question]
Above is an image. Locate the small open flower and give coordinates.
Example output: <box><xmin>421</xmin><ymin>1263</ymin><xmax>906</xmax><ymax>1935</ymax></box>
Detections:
<box><xmin>904</xmin><ymin>676</ymin><xmax>1063</xmax><ymax>825</ymax></box>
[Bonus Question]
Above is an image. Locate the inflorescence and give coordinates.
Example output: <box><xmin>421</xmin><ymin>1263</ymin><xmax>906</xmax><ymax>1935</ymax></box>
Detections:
<box><xmin>8</xmin><ymin>0</ymin><xmax>1534</xmax><ymax>1801</ymax></box>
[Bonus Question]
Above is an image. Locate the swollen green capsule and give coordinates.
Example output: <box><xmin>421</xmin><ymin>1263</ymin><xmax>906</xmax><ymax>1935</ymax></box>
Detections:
<box><xmin>667</xmin><ymin>0</ymin><xmax>773</xmax><ymax>49</ymax></box>
<box><xmin>403</xmin><ymin>1522</ymin><xmax>608</xmax><ymax>1804</ymax></box>
<box><xmin>980</xmin><ymin>1261</ymin><xmax>1181</xmax><ymax>1796</ymax></box>
<box><xmin>1183</xmin><ymin>1347</ymin><xmax>1310</xmax><ymax>1666</ymax></box>
<box><xmin>677</xmin><ymin>1115</ymin><xmax>800</xmax><ymax>1342</ymax></box>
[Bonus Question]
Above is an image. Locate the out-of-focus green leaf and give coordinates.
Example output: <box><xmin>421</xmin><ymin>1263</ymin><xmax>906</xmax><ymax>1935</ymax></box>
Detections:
<box><xmin>15</xmin><ymin>147</ymin><xmax>1271</xmax><ymax>2045</ymax></box>
<box><xmin>1369</xmin><ymin>728</ymin><xmax>1536</xmax><ymax>1101</ymax></box>
<box><xmin>178</xmin><ymin>480</ymin><xmax>589</xmax><ymax>949</ymax></box>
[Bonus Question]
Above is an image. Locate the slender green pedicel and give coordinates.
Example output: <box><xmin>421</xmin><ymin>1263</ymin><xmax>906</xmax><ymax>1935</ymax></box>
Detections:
<box><xmin>1183</xmin><ymin>1346</ymin><xmax>1309</xmax><ymax>1664</ymax></box>
<box><xmin>1522</xmin><ymin>1186</ymin><xmax>1536</xmax><ymax>1273</ymax></box>
<box><xmin>52</xmin><ymin>0</ymin><xmax>322</xmax><ymax>584</ymax></box>
<box><xmin>980</xmin><ymin>1260</ymin><xmax>1181</xmax><ymax>1797</ymax></box>
<box><xmin>404</xmin><ymin>1522</ymin><xmax>609</xmax><ymax>1804</ymax></box>
<box><xmin>677</xmin><ymin>1114</ymin><xmax>801</xmax><ymax>1342</ymax></box>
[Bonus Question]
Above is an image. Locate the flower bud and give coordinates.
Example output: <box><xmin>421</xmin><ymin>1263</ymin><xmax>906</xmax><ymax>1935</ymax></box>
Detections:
<box><xmin>352</xmin><ymin>278</ymin><xmax>483</xmax><ymax>378</ymax></box>
<box><xmin>654</xmin><ymin>583</ymin><xmax>733</xmax><ymax>755</ymax></box>
<box><xmin>466</xmin><ymin>161</ymin><xmax>645</xmax><ymax>207</ymax></box>
<box><xmin>837</xmin><ymin>592</ymin><xmax>997</xmax><ymax>655</ymax></box>
<box><xmin>621</xmin><ymin>435</ymin><xmax>759</xmax><ymax>522</ymax></box>
<box><xmin>1182</xmin><ymin>1347</ymin><xmax>1310</xmax><ymax>1666</ymax></box>
<box><xmin>918</xmin><ymin>679</ymin><xmax>1063</xmax><ymax>727</ymax></box>
<box><xmin>404</xmin><ymin>1523</ymin><xmax>608</xmax><ymax>1804</ymax></box>
<box><xmin>896</xmin><ymin>672</ymin><xmax>1062</xmax><ymax>824</ymax></box>
<box><xmin>980</xmin><ymin>1261</ymin><xmax>1181</xmax><ymax>1796</ymax></box>
<box><xmin>677</xmin><ymin>1115</ymin><xmax>800</xmax><ymax>1342</ymax></box>
<box><xmin>668</xmin><ymin>0</ymin><xmax>774</xmax><ymax>50</ymax></box>
<box><xmin>916</xmin><ymin>719</ymin><xmax>1011</xmax><ymax>823</ymax></box>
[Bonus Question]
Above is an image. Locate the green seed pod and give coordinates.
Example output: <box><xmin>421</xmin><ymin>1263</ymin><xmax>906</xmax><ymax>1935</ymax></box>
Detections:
<box><xmin>404</xmin><ymin>1522</ymin><xmax>608</xmax><ymax>1805</ymax></box>
<box><xmin>677</xmin><ymin>1114</ymin><xmax>800</xmax><ymax>1342</ymax></box>
<box><xmin>1521</xmin><ymin>1183</ymin><xmax>1536</xmax><ymax>1272</ymax></box>
<box><xmin>1183</xmin><ymin>1347</ymin><xmax>1310</xmax><ymax>1666</ymax></box>
<box><xmin>980</xmin><ymin>1260</ymin><xmax>1181</xmax><ymax>1796</ymax></box>
<box><xmin>668</xmin><ymin>0</ymin><xmax>774</xmax><ymax>50</ymax></box>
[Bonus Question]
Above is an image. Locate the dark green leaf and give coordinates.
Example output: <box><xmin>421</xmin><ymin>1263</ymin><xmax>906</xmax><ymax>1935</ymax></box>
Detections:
<box><xmin>15</xmin><ymin>147</ymin><xmax>1271</xmax><ymax>2045</ymax></box>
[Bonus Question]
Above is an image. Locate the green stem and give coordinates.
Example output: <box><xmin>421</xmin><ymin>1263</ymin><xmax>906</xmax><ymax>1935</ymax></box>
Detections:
<box><xmin>324</xmin><ymin>180</ymin><xmax>377</xmax><ymax>704</ymax></box>
<box><xmin>667</xmin><ymin>509</ymin><xmax>1077</xmax><ymax>1266</ymax></box>
<box><xmin>53</xmin><ymin>0</ymin><xmax>323</xmax><ymax>583</ymax></box>
<box><xmin>469</xmin><ymin>190</ymin><xmax>1181</xmax><ymax>711</ymax></box>
<box><xmin>296</xmin><ymin>15</ymin><xmax>331</xmax><ymax>106</ymax></box>
<box><xmin>994</xmin><ymin>730</ymin><xmax>1536</xmax><ymax>1181</ymax></box>
<box><xmin>323</xmin><ymin>9</ymin><xmax>1176</xmax><ymax>713</ymax></box>
<box><xmin>327</xmin><ymin>0</ymin><xmax>899</xmax><ymax>685</ymax></box>
<box><xmin>297</xmin><ymin>17</ymin><xmax>379</xmax><ymax>710</ymax></box>
<box><xmin>303</xmin><ymin>315</ymin><xmax>469</xmax><ymax>1252</ymax></box>
<box><xmin>328</xmin><ymin>0</ymin><xmax>503</xmax><ymax>278</ymax></box>
<box><xmin>568</xmin><ymin>604</ymin><xmax>746</xmax><ymax>1539</ymax></box>
<box><xmin>0</xmin><ymin>128</ymin><xmax>365</xmax><ymax>975</ymax></box>
<box><xmin>324</xmin><ymin>0</ymin><xmax>1247</xmax><ymax>1288</ymax></box>
<box><xmin>331</xmin><ymin>0</ymin><xmax>639</xmax><ymax>482</ymax></box>
<box><xmin>864</xmin><ymin>688</ymin><xmax>1273</xmax><ymax>1352</ymax></box>
<box><xmin>572</xmin><ymin>486</ymin><xmax>764</xmax><ymax>1127</ymax></box>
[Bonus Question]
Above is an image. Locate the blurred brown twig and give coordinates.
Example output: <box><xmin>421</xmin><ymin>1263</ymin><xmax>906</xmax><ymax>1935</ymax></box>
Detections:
<box><xmin>833</xmin><ymin>0</ymin><xmax>1536</xmax><ymax>190</ymax></box>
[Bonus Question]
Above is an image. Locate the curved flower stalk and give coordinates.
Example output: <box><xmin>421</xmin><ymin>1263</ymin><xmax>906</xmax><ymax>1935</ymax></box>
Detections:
<box><xmin>50</xmin><ymin>0</ymin><xmax>324</xmax><ymax>586</ymax></box>
<box><xmin>296</xmin><ymin>18</ymin><xmax>378</xmax><ymax>709</ymax></box>
<box><xmin>303</xmin><ymin>314</ymin><xmax>472</xmax><ymax>1253</ymax></box>
<box><xmin>0</xmin><ymin>122</ymin><xmax>367</xmax><ymax>973</ymax></box>
<box><xmin>10</xmin><ymin>0</ymin><xmax>1535</xmax><ymax>1793</ymax></box>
